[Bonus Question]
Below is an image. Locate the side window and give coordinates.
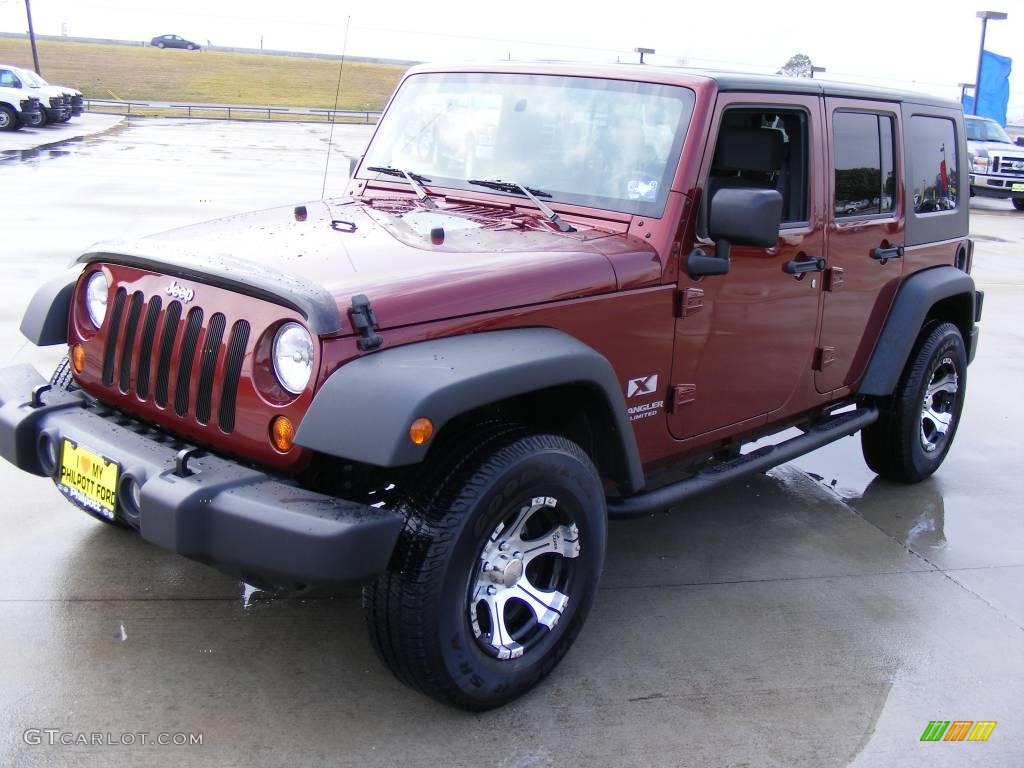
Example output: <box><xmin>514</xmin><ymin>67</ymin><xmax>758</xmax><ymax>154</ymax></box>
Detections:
<box><xmin>0</xmin><ymin>69</ymin><xmax>18</xmax><ymax>88</ymax></box>
<box><xmin>833</xmin><ymin>111</ymin><xmax>896</xmax><ymax>218</ymax></box>
<box><xmin>908</xmin><ymin>116</ymin><xmax>958</xmax><ymax>214</ymax></box>
<box><xmin>707</xmin><ymin>108</ymin><xmax>809</xmax><ymax>226</ymax></box>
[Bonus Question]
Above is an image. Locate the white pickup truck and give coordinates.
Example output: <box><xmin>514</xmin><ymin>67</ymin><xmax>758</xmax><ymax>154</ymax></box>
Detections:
<box><xmin>0</xmin><ymin>64</ymin><xmax>84</xmax><ymax>126</ymax></box>
<box><xmin>966</xmin><ymin>114</ymin><xmax>1024</xmax><ymax>211</ymax></box>
<box><xmin>0</xmin><ymin>84</ymin><xmax>41</xmax><ymax>131</ymax></box>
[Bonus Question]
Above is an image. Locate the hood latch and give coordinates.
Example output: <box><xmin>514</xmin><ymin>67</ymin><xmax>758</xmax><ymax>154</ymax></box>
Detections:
<box><xmin>349</xmin><ymin>294</ymin><xmax>382</xmax><ymax>351</ymax></box>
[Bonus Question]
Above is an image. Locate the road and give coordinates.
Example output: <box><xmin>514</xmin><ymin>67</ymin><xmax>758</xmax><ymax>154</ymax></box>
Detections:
<box><xmin>0</xmin><ymin>119</ymin><xmax>1022</xmax><ymax>768</ymax></box>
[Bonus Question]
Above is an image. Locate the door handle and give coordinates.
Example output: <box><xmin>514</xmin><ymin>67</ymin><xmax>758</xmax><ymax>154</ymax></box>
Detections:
<box><xmin>871</xmin><ymin>245</ymin><xmax>904</xmax><ymax>261</ymax></box>
<box><xmin>782</xmin><ymin>256</ymin><xmax>826</xmax><ymax>275</ymax></box>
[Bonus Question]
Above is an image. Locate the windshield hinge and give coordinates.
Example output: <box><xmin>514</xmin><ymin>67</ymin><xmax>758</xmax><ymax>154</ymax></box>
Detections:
<box><xmin>349</xmin><ymin>294</ymin><xmax>383</xmax><ymax>351</ymax></box>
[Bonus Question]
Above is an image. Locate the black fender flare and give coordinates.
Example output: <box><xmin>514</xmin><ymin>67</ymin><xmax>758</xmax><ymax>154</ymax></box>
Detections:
<box><xmin>20</xmin><ymin>273</ymin><xmax>77</xmax><ymax>346</ymax></box>
<box><xmin>294</xmin><ymin>328</ymin><xmax>645</xmax><ymax>493</ymax></box>
<box><xmin>858</xmin><ymin>266</ymin><xmax>978</xmax><ymax>397</ymax></box>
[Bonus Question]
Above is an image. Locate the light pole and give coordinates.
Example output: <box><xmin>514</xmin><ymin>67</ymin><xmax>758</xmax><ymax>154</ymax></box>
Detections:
<box><xmin>972</xmin><ymin>10</ymin><xmax>1008</xmax><ymax>115</ymax></box>
<box><xmin>811</xmin><ymin>66</ymin><xmax>826</xmax><ymax>79</ymax></box>
<box><xmin>24</xmin><ymin>0</ymin><xmax>40</xmax><ymax>74</ymax></box>
<box><xmin>634</xmin><ymin>47</ymin><xmax>655</xmax><ymax>64</ymax></box>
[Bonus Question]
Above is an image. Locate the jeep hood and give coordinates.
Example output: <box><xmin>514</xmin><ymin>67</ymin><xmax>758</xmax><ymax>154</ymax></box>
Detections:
<box><xmin>80</xmin><ymin>198</ymin><xmax>659</xmax><ymax>335</ymax></box>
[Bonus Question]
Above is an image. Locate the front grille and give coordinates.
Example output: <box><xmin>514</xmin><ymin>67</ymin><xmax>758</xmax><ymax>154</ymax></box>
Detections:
<box><xmin>218</xmin><ymin>321</ymin><xmax>250</xmax><ymax>433</ymax></box>
<box><xmin>101</xmin><ymin>289</ymin><xmax>250</xmax><ymax>432</ymax></box>
<box><xmin>992</xmin><ymin>156</ymin><xmax>1024</xmax><ymax>177</ymax></box>
<box><xmin>173</xmin><ymin>308</ymin><xmax>204</xmax><ymax>417</ymax></box>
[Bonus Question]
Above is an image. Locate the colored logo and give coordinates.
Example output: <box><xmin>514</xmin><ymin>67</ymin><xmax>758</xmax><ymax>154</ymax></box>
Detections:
<box><xmin>920</xmin><ymin>721</ymin><xmax>997</xmax><ymax>742</ymax></box>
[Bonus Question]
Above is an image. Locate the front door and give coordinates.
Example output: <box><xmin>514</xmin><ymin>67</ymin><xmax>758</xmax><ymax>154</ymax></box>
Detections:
<box><xmin>669</xmin><ymin>94</ymin><xmax>825</xmax><ymax>441</ymax></box>
<box><xmin>815</xmin><ymin>98</ymin><xmax>905</xmax><ymax>393</ymax></box>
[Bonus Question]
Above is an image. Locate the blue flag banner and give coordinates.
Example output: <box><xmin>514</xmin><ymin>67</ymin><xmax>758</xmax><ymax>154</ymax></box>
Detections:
<box><xmin>962</xmin><ymin>50</ymin><xmax>1012</xmax><ymax>125</ymax></box>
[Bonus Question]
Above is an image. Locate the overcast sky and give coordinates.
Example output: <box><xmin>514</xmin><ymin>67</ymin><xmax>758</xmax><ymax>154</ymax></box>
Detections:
<box><xmin>2</xmin><ymin>0</ymin><xmax>1021</xmax><ymax>118</ymax></box>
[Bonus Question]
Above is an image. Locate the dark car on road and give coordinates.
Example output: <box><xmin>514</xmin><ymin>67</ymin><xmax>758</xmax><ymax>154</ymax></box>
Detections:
<box><xmin>0</xmin><ymin>63</ymin><xmax>981</xmax><ymax>710</ymax></box>
<box><xmin>150</xmin><ymin>34</ymin><xmax>199</xmax><ymax>50</ymax></box>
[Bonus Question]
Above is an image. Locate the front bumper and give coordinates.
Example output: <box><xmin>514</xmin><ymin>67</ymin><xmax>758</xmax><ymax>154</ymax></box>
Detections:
<box><xmin>970</xmin><ymin>172</ymin><xmax>1024</xmax><ymax>199</ymax></box>
<box><xmin>0</xmin><ymin>364</ymin><xmax>403</xmax><ymax>587</ymax></box>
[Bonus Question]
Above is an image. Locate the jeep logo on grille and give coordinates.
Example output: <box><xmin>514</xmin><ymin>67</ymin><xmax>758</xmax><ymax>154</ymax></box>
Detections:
<box><xmin>165</xmin><ymin>280</ymin><xmax>195</xmax><ymax>303</ymax></box>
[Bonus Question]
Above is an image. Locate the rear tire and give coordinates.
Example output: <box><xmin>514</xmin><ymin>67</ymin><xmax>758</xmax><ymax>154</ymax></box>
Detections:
<box><xmin>1013</xmin><ymin>198</ymin><xmax>1024</xmax><ymax>211</ymax></box>
<box><xmin>363</xmin><ymin>429</ymin><xmax>607</xmax><ymax>710</ymax></box>
<box><xmin>861</xmin><ymin>322</ymin><xmax>967</xmax><ymax>483</ymax></box>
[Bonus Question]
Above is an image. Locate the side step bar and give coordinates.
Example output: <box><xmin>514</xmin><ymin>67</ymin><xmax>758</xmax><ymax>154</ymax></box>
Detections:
<box><xmin>607</xmin><ymin>406</ymin><xmax>879</xmax><ymax>518</ymax></box>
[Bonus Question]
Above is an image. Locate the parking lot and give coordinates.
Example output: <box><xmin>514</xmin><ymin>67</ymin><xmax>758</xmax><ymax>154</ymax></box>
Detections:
<box><xmin>1</xmin><ymin>119</ymin><xmax>1022</xmax><ymax>767</ymax></box>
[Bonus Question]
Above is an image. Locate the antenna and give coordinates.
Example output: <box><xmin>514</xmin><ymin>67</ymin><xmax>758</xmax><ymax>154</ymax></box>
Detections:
<box><xmin>321</xmin><ymin>15</ymin><xmax>352</xmax><ymax>200</ymax></box>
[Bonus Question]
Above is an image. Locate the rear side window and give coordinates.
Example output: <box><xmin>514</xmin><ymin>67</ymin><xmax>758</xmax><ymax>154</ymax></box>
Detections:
<box><xmin>908</xmin><ymin>116</ymin><xmax>958</xmax><ymax>214</ymax></box>
<box><xmin>833</xmin><ymin>111</ymin><xmax>896</xmax><ymax>218</ymax></box>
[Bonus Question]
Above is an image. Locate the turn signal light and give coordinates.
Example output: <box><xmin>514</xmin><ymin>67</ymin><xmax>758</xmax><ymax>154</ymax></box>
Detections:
<box><xmin>270</xmin><ymin>416</ymin><xmax>296</xmax><ymax>452</ymax></box>
<box><xmin>409</xmin><ymin>417</ymin><xmax>434</xmax><ymax>446</ymax></box>
<box><xmin>70</xmin><ymin>343</ymin><xmax>85</xmax><ymax>373</ymax></box>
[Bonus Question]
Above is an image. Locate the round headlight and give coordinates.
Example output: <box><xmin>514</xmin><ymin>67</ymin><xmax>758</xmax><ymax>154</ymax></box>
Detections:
<box><xmin>272</xmin><ymin>322</ymin><xmax>314</xmax><ymax>395</ymax></box>
<box><xmin>85</xmin><ymin>272</ymin><xmax>108</xmax><ymax>328</ymax></box>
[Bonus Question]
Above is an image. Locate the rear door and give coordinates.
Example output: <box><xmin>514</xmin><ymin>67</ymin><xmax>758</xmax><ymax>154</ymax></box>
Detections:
<box><xmin>816</xmin><ymin>98</ymin><xmax>905</xmax><ymax>392</ymax></box>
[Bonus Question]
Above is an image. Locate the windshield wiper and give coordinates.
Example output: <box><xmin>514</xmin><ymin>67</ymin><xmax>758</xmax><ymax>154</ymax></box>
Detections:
<box><xmin>468</xmin><ymin>179</ymin><xmax>576</xmax><ymax>233</ymax></box>
<box><xmin>366</xmin><ymin>166</ymin><xmax>437</xmax><ymax>209</ymax></box>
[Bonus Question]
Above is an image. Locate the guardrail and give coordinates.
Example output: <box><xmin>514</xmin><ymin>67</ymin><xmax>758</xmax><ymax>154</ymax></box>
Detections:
<box><xmin>83</xmin><ymin>99</ymin><xmax>382</xmax><ymax>124</ymax></box>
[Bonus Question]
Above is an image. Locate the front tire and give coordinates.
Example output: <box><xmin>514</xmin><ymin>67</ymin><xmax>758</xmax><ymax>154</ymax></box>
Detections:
<box><xmin>861</xmin><ymin>322</ymin><xmax>967</xmax><ymax>483</ymax></box>
<box><xmin>0</xmin><ymin>105</ymin><xmax>17</xmax><ymax>131</ymax></box>
<box><xmin>363</xmin><ymin>430</ymin><xmax>607</xmax><ymax>710</ymax></box>
<box><xmin>1013</xmin><ymin>198</ymin><xmax>1024</xmax><ymax>211</ymax></box>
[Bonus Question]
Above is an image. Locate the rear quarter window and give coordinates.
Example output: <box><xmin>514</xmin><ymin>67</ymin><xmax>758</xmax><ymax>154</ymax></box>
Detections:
<box><xmin>908</xmin><ymin>116</ymin><xmax>959</xmax><ymax>214</ymax></box>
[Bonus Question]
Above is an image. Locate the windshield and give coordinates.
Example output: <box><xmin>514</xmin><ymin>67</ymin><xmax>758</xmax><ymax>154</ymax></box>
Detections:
<box><xmin>966</xmin><ymin>118</ymin><xmax>1011</xmax><ymax>144</ymax></box>
<box><xmin>361</xmin><ymin>72</ymin><xmax>695</xmax><ymax>217</ymax></box>
<box><xmin>18</xmin><ymin>69</ymin><xmax>47</xmax><ymax>87</ymax></box>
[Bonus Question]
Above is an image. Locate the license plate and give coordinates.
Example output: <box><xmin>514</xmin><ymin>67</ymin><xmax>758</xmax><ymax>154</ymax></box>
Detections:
<box><xmin>1012</xmin><ymin>183</ymin><xmax>1024</xmax><ymax>192</ymax></box>
<box><xmin>57</xmin><ymin>440</ymin><xmax>119</xmax><ymax>519</ymax></box>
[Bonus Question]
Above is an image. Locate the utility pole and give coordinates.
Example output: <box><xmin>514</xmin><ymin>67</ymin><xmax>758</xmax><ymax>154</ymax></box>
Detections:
<box><xmin>973</xmin><ymin>10</ymin><xmax>1008</xmax><ymax>115</ymax></box>
<box><xmin>24</xmin><ymin>0</ymin><xmax>41</xmax><ymax>74</ymax></box>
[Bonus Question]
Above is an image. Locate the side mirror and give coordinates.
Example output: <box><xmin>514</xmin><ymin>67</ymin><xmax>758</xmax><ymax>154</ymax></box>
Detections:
<box><xmin>687</xmin><ymin>187</ymin><xmax>783</xmax><ymax>278</ymax></box>
<box><xmin>1015</xmin><ymin>136</ymin><xmax>1024</xmax><ymax>147</ymax></box>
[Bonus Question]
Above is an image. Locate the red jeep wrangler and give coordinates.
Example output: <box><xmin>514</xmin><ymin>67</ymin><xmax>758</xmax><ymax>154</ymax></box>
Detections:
<box><xmin>0</xmin><ymin>63</ymin><xmax>982</xmax><ymax>709</ymax></box>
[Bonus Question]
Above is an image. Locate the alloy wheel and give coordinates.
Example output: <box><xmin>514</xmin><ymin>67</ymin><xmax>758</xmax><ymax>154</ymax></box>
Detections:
<box><xmin>468</xmin><ymin>496</ymin><xmax>581</xmax><ymax>660</ymax></box>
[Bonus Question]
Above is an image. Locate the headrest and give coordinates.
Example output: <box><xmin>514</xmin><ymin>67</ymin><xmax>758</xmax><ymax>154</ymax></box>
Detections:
<box><xmin>714</xmin><ymin>128</ymin><xmax>784</xmax><ymax>173</ymax></box>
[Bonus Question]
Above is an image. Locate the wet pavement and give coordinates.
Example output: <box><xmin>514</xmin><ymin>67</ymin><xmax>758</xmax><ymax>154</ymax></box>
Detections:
<box><xmin>0</xmin><ymin>119</ymin><xmax>1022</xmax><ymax>767</ymax></box>
<box><xmin>1</xmin><ymin>113</ymin><xmax>124</xmax><ymax>153</ymax></box>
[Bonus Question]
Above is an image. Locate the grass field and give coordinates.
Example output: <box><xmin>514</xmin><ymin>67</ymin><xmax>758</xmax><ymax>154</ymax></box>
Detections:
<box><xmin>0</xmin><ymin>39</ymin><xmax>407</xmax><ymax>110</ymax></box>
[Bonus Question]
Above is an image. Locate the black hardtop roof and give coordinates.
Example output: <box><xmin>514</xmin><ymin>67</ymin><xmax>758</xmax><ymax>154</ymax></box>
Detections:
<box><xmin>695</xmin><ymin>68</ymin><xmax>960</xmax><ymax>109</ymax></box>
<box><xmin>409</xmin><ymin>61</ymin><xmax>961</xmax><ymax>111</ymax></box>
